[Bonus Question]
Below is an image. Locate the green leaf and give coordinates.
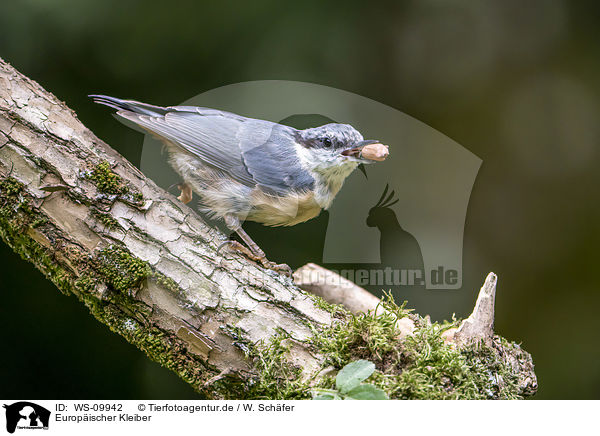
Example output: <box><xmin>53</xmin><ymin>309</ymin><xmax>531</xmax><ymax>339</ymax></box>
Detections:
<box><xmin>336</xmin><ymin>360</ymin><xmax>376</xmax><ymax>393</ymax></box>
<box><xmin>345</xmin><ymin>384</ymin><xmax>389</xmax><ymax>400</ymax></box>
<box><xmin>311</xmin><ymin>388</ymin><xmax>342</xmax><ymax>400</ymax></box>
<box><xmin>313</xmin><ymin>394</ymin><xmax>336</xmax><ymax>400</ymax></box>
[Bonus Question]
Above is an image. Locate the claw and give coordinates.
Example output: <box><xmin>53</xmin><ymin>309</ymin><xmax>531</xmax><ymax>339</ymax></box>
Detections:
<box><xmin>219</xmin><ymin>213</ymin><xmax>292</xmax><ymax>276</ymax></box>
<box><xmin>261</xmin><ymin>259</ymin><xmax>293</xmax><ymax>276</ymax></box>
<box><xmin>176</xmin><ymin>182</ymin><xmax>193</xmax><ymax>204</ymax></box>
<box><xmin>218</xmin><ymin>240</ymin><xmax>292</xmax><ymax>277</ymax></box>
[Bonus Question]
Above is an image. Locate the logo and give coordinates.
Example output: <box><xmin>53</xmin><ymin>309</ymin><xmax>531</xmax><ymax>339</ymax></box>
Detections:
<box><xmin>3</xmin><ymin>402</ymin><xmax>50</xmax><ymax>433</ymax></box>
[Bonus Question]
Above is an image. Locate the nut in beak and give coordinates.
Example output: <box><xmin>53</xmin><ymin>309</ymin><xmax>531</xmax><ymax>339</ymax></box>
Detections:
<box><xmin>342</xmin><ymin>141</ymin><xmax>389</xmax><ymax>162</ymax></box>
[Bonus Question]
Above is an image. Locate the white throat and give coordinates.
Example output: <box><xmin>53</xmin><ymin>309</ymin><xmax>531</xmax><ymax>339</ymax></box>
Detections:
<box><xmin>295</xmin><ymin>144</ymin><xmax>358</xmax><ymax>209</ymax></box>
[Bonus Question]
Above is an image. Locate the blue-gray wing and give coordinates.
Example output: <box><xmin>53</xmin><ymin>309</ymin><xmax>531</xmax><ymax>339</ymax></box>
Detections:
<box><xmin>238</xmin><ymin>119</ymin><xmax>315</xmax><ymax>195</ymax></box>
<box><xmin>118</xmin><ymin>107</ymin><xmax>314</xmax><ymax>195</ymax></box>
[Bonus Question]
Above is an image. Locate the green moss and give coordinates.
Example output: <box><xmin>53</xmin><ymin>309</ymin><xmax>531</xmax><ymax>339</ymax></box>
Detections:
<box><xmin>460</xmin><ymin>337</ymin><xmax>532</xmax><ymax>399</ymax></box>
<box><xmin>220</xmin><ymin>324</ymin><xmax>254</xmax><ymax>356</ymax></box>
<box><xmin>31</xmin><ymin>216</ymin><xmax>48</xmax><ymax>228</ymax></box>
<box><xmin>81</xmin><ymin>293</ymin><xmax>212</xmax><ymax>392</ymax></box>
<box><xmin>0</xmin><ymin>175</ymin><xmax>214</xmax><ymax>396</ymax></box>
<box><xmin>310</xmin><ymin>294</ymin><xmax>348</xmax><ymax>319</ymax></box>
<box><xmin>0</xmin><ymin>177</ymin><xmax>24</xmax><ymax>197</ymax></box>
<box><xmin>375</xmin><ymin>322</ymin><xmax>481</xmax><ymax>399</ymax></box>
<box><xmin>0</xmin><ymin>179</ymin><xmax>75</xmax><ymax>297</ymax></box>
<box><xmin>132</xmin><ymin>192</ymin><xmax>144</xmax><ymax>203</ymax></box>
<box><xmin>0</xmin><ymin>177</ymin><xmax>36</xmax><ymax>221</ymax></box>
<box><xmin>309</xmin><ymin>296</ymin><xmax>411</xmax><ymax>368</ymax></box>
<box><xmin>356</xmin><ymin>321</ymin><xmax>529</xmax><ymax>400</ymax></box>
<box><xmin>153</xmin><ymin>272</ymin><xmax>181</xmax><ymax>294</ymax></box>
<box><xmin>245</xmin><ymin>295</ymin><xmax>533</xmax><ymax>400</ymax></box>
<box><xmin>91</xmin><ymin>209</ymin><xmax>121</xmax><ymax>230</ymax></box>
<box><xmin>84</xmin><ymin>161</ymin><xmax>144</xmax><ymax>204</ymax></box>
<box><xmin>95</xmin><ymin>245</ymin><xmax>151</xmax><ymax>294</ymax></box>
<box><xmin>86</xmin><ymin>161</ymin><xmax>127</xmax><ymax>196</ymax></box>
<box><xmin>74</xmin><ymin>276</ymin><xmax>96</xmax><ymax>293</ymax></box>
<box><xmin>245</xmin><ymin>330</ymin><xmax>313</xmax><ymax>399</ymax></box>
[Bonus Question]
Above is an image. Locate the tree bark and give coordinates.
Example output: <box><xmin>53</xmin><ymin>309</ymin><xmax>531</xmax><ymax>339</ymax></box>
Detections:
<box><xmin>0</xmin><ymin>58</ymin><xmax>537</xmax><ymax>399</ymax></box>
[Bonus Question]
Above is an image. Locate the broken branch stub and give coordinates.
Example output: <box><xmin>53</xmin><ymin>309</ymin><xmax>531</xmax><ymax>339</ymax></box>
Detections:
<box><xmin>293</xmin><ymin>263</ymin><xmax>416</xmax><ymax>337</ymax></box>
<box><xmin>454</xmin><ymin>272</ymin><xmax>497</xmax><ymax>344</ymax></box>
<box><xmin>293</xmin><ymin>263</ymin><xmax>382</xmax><ymax>313</ymax></box>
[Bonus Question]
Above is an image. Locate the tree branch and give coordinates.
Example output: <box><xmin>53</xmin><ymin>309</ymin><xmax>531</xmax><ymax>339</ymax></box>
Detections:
<box><xmin>0</xmin><ymin>58</ymin><xmax>537</xmax><ymax>399</ymax></box>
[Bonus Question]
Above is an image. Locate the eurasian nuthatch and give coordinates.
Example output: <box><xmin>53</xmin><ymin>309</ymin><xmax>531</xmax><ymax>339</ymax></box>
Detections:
<box><xmin>91</xmin><ymin>95</ymin><xmax>389</xmax><ymax>273</ymax></box>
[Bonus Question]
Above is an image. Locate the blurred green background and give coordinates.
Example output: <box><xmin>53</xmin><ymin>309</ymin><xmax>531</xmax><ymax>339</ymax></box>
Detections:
<box><xmin>1</xmin><ymin>0</ymin><xmax>599</xmax><ymax>399</ymax></box>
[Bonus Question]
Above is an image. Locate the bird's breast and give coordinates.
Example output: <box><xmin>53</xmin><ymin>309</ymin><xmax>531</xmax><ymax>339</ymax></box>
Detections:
<box><xmin>247</xmin><ymin>189</ymin><xmax>323</xmax><ymax>227</ymax></box>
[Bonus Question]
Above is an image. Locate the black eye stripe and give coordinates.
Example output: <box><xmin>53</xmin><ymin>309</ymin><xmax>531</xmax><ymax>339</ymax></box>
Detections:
<box><xmin>295</xmin><ymin>131</ymin><xmax>351</xmax><ymax>149</ymax></box>
<box><xmin>295</xmin><ymin>131</ymin><xmax>321</xmax><ymax>149</ymax></box>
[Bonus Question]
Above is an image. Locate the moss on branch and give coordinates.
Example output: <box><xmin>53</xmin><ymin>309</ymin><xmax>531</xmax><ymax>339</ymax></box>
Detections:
<box><xmin>243</xmin><ymin>296</ymin><xmax>535</xmax><ymax>400</ymax></box>
<box><xmin>84</xmin><ymin>161</ymin><xmax>144</xmax><ymax>203</ymax></box>
<box><xmin>0</xmin><ymin>175</ymin><xmax>219</xmax><ymax>396</ymax></box>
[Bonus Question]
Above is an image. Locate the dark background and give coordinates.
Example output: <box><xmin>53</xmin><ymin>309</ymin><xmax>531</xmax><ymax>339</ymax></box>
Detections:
<box><xmin>1</xmin><ymin>0</ymin><xmax>599</xmax><ymax>399</ymax></box>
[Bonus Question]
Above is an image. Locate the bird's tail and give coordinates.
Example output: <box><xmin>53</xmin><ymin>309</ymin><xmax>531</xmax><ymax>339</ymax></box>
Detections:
<box><xmin>89</xmin><ymin>94</ymin><xmax>168</xmax><ymax>117</ymax></box>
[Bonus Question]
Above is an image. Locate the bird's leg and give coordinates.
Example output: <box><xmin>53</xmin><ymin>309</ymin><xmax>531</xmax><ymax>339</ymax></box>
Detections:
<box><xmin>176</xmin><ymin>182</ymin><xmax>193</xmax><ymax>204</ymax></box>
<box><xmin>222</xmin><ymin>214</ymin><xmax>292</xmax><ymax>276</ymax></box>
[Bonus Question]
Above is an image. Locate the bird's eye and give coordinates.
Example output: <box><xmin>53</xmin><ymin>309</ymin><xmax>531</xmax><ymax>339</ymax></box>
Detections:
<box><xmin>322</xmin><ymin>137</ymin><xmax>332</xmax><ymax>147</ymax></box>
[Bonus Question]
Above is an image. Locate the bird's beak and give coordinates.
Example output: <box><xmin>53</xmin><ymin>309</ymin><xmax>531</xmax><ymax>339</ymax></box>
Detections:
<box><xmin>341</xmin><ymin>140</ymin><xmax>389</xmax><ymax>162</ymax></box>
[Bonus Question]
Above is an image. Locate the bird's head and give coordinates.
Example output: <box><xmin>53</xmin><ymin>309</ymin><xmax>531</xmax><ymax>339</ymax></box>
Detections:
<box><xmin>295</xmin><ymin>123</ymin><xmax>388</xmax><ymax>178</ymax></box>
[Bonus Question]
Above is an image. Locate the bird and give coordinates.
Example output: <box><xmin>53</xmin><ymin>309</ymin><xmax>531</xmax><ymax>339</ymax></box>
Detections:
<box><xmin>90</xmin><ymin>95</ymin><xmax>389</xmax><ymax>274</ymax></box>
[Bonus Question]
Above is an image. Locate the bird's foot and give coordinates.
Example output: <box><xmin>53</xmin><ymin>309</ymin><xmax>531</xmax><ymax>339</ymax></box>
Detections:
<box><xmin>217</xmin><ymin>240</ymin><xmax>292</xmax><ymax>276</ymax></box>
<box><xmin>176</xmin><ymin>182</ymin><xmax>193</xmax><ymax>204</ymax></box>
<box><xmin>260</xmin><ymin>259</ymin><xmax>293</xmax><ymax>277</ymax></box>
